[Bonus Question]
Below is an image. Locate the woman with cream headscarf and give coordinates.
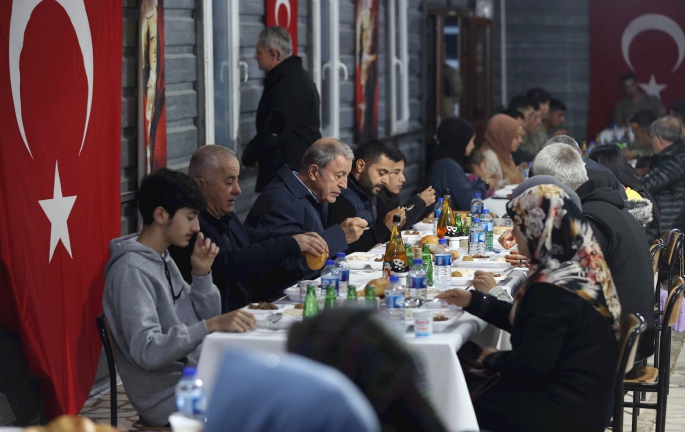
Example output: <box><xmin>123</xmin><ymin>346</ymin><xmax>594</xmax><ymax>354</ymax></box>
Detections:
<box><xmin>480</xmin><ymin>114</ymin><xmax>526</xmax><ymax>188</ymax></box>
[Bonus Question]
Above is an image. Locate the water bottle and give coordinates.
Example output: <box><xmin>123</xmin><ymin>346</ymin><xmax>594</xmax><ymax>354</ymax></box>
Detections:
<box><xmin>335</xmin><ymin>252</ymin><xmax>350</xmax><ymax>295</ymax></box>
<box><xmin>469</xmin><ymin>218</ymin><xmax>485</xmax><ymax>255</ymax></box>
<box><xmin>482</xmin><ymin>209</ymin><xmax>494</xmax><ymax>252</ymax></box>
<box><xmin>175</xmin><ymin>367</ymin><xmax>206</xmax><ymax>421</ymax></box>
<box><xmin>385</xmin><ymin>276</ymin><xmax>406</xmax><ymax>334</ymax></box>
<box><xmin>434</xmin><ymin>238</ymin><xmax>452</xmax><ymax>291</ymax></box>
<box><xmin>321</xmin><ymin>260</ymin><xmax>340</xmax><ymax>295</ymax></box>
<box><xmin>470</xmin><ymin>193</ymin><xmax>484</xmax><ymax>216</ymax></box>
<box><xmin>433</xmin><ymin>197</ymin><xmax>444</xmax><ymax>236</ymax></box>
<box><xmin>409</xmin><ymin>258</ymin><xmax>427</xmax><ymax>304</ymax></box>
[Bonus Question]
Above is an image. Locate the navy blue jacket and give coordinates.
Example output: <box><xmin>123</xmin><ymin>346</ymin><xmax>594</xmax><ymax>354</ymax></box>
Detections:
<box><xmin>429</xmin><ymin>158</ymin><xmax>488</xmax><ymax>211</ymax></box>
<box><xmin>327</xmin><ymin>175</ymin><xmax>392</xmax><ymax>253</ymax></box>
<box><xmin>245</xmin><ymin>165</ymin><xmax>348</xmax><ymax>286</ymax></box>
<box><xmin>169</xmin><ymin>211</ymin><xmax>302</xmax><ymax>312</ymax></box>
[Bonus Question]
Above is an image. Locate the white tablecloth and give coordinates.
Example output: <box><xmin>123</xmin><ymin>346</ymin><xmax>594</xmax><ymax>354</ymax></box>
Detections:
<box><xmin>197</xmin><ymin>312</ymin><xmax>487</xmax><ymax>432</ymax></box>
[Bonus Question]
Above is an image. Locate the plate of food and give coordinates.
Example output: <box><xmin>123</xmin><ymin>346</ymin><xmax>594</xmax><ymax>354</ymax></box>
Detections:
<box><xmin>405</xmin><ymin>309</ymin><xmax>462</xmax><ymax>331</ymax></box>
<box><xmin>451</xmin><ymin>269</ymin><xmax>506</xmax><ymax>285</ymax></box>
<box><xmin>453</xmin><ymin>258</ymin><xmax>511</xmax><ymax>270</ymax></box>
<box><xmin>413</xmin><ymin>222</ymin><xmax>434</xmax><ymax>232</ymax></box>
<box><xmin>346</xmin><ymin>252</ymin><xmax>384</xmax><ymax>270</ymax></box>
<box><xmin>242</xmin><ymin>301</ymin><xmax>281</xmax><ymax>313</ymax></box>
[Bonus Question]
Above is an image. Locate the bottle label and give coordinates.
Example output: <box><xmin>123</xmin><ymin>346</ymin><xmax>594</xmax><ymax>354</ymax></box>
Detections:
<box><xmin>435</xmin><ymin>254</ymin><xmax>452</xmax><ymax>266</ymax></box>
<box><xmin>471</xmin><ymin>204</ymin><xmax>479</xmax><ymax>214</ymax></box>
<box><xmin>478</xmin><ymin>232</ymin><xmax>485</xmax><ymax>243</ymax></box>
<box><xmin>409</xmin><ymin>275</ymin><xmax>427</xmax><ymax>288</ymax></box>
<box><xmin>321</xmin><ymin>277</ymin><xmax>339</xmax><ymax>294</ymax></box>
<box><xmin>470</xmin><ymin>231</ymin><xmax>479</xmax><ymax>243</ymax></box>
<box><xmin>386</xmin><ymin>291</ymin><xmax>405</xmax><ymax>309</ymax></box>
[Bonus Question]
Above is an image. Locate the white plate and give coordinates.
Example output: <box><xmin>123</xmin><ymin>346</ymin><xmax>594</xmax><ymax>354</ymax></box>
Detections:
<box><xmin>413</xmin><ymin>222</ymin><xmax>434</xmax><ymax>232</ymax></box>
<box><xmin>405</xmin><ymin>309</ymin><xmax>462</xmax><ymax>332</ymax></box>
<box><xmin>453</xmin><ymin>261</ymin><xmax>511</xmax><ymax>271</ymax></box>
<box><xmin>284</xmin><ymin>287</ymin><xmax>300</xmax><ymax>301</ymax></box>
<box><xmin>346</xmin><ymin>252</ymin><xmax>384</xmax><ymax>270</ymax></box>
<box><xmin>241</xmin><ymin>303</ymin><xmax>281</xmax><ymax>314</ymax></box>
<box><xmin>451</xmin><ymin>276</ymin><xmax>505</xmax><ymax>286</ymax></box>
<box><xmin>402</xmin><ymin>234</ymin><xmax>421</xmax><ymax>246</ymax></box>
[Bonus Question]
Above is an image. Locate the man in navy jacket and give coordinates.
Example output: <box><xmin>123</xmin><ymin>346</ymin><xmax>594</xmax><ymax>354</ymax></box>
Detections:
<box><xmin>170</xmin><ymin>145</ymin><xmax>328</xmax><ymax>311</ymax></box>
<box><xmin>246</xmin><ymin>139</ymin><xmax>367</xmax><ymax>287</ymax></box>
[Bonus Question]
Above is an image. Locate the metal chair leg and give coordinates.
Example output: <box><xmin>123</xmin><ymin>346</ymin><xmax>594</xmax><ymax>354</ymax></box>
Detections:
<box><xmin>632</xmin><ymin>391</ymin><xmax>639</xmax><ymax>432</ymax></box>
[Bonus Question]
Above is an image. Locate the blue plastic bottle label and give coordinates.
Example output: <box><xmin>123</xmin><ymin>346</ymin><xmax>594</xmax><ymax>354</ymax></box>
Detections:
<box><xmin>435</xmin><ymin>254</ymin><xmax>452</xmax><ymax>266</ymax></box>
<box><xmin>409</xmin><ymin>276</ymin><xmax>427</xmax><ymax>288</ymax></box>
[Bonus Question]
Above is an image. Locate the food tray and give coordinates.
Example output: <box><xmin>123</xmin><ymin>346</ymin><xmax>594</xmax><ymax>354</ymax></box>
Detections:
<box><xmin>346</xmin><ymin>252</ymin><xmax>384</xmax><ymax>270</ymax></box>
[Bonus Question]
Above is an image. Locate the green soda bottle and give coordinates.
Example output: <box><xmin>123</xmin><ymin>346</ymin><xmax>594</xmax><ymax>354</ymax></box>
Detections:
<box><xmin>405</xmin><ymin>243</ymin><xmax>413</xmax><ymax>261</ymax></box>
<box><xmin>304</xmin><ymin>284</ymin><xmax>319</xmax><ymax>318</ymax></box>
<box><xmin>421</xmin><ymin>244</ymin><xmax>434</xmax><ymax>286</ymax></box>
<box><xmin>365</xmin><ymin>284</ymin><xmax>377</xmax><ymax>308</ymax></box>
<box><xmin>324</xmin><ymin>284</ymin><xmax>337</xmax><ymax>310</ymax></box>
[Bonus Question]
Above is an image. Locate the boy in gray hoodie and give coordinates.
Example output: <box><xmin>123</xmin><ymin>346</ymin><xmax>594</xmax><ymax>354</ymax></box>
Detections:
<box><xmin>103</xmin><ymin>169</ymin><xmax>256</xmax><ymax>426</ymax></box>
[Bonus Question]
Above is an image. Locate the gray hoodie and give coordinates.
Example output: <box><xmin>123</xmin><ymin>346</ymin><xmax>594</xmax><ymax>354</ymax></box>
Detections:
<box><xmin>103</xmin><ymin>234</ymin><xmax>221</xmax><ymax>426</ymax></box>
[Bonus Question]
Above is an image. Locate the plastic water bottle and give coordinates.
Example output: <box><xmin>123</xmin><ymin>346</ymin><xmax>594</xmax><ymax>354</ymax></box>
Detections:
<box><xmin>434</xmin><ymin>238</ymin><xmax>452</xmax><ymax>291</ymax></box>
<box><xmin>175</xmin><ymin>367</ymin><xmax>206</xmax><ymax>421</ymax></box>
<box><xmin>335</xmin><ymin>252</ymin><xmax>350</xmax><ymax>296</ymax></box>
<box><xmin>482</xmin><ymin>209</ymin><xmax>494</xmax><ymax>252</ymax></box>
<box><xmin>469</xmin><ymin>218</ymin><xmax>485</xmax><ymax>255</ymax></box>
<box><xmin>385</xmin><ymin>276</ymin><xmax>406</xmax><ymax>334</ymax></box>
<box><xmin>433</xmin><ymin>198</ymin><xmax>444</xmax><ymax>236</ymax></box>
<box><xmin>470</xmin><ymin>193</ymin><xmax>484</xmax><ymax>216</ymax></box>
<box><xmin>321</xmin><ymin>260</ymin><xmax>340</xmax><ymax>295</ymax></box>
<box><xmin>409</xmin><ymin>258</ymin><xmax>427</xmax><ymax>304</ymax></box>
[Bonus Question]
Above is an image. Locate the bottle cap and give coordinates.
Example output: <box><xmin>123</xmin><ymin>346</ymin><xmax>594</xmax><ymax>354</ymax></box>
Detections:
<box><xmin>182</xmin><ymin>366</ymin><xmax>197</xmax><ymax>377</ymax></box>
<box><xmin>336</xmin><ymin>252</ymin><xmax>346</xmax><ymax>259</ymax></box>
<box><xmin>393</xmin><ymin>215</ymin><xmax>401</xmax><ymax>223</ymax></box>
<box><xmin>473</xmin><ymin>218</ymin><xmax>481</xmax><ymax>223</ymax></box>
<box><xmin>438</xmin><ymin>238</ymin><xmax>447</xmax><ymax>245</ymax></box>
<box><xmin>325</xmin><ymin>260</ymin><xmax>335</xmax><ymax>266</ymax></box>
<box><xmin>389</xmin><ymin>276</ymin><xmax>399</xmax><ymax>283</ymax></box>
<box><xmin>483</xmin><ymin>209</ymin><xmax>490</xmax><ymax>214</ymax></box>
<box><xmin>438</xmin><ymin>197</ymin><xmax>444</xmax><ymax>202</ymax></box>
<box><xmin>445</xmin><ymin>189</ymin><xmax>451</xmax><ymax>195</ymax></box>
<box><xmin>474</xmin><ymin>193</ymin><xmax>481</xmax><ymax>198</ymax></box>
<box><xmin>413</xmin><ymin>259</ymin><xmax>423</xmax><ymax>265</ymax></box>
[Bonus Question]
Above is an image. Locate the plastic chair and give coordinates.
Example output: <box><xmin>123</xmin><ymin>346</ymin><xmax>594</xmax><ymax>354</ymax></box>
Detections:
<box><xmin>95</xmin><ymin>313</ymin><xmax>118</xmax><ymax>428</ymax></box>
<box><xmin>612</xmin><ymin>314</ymin><xmax>646</xmax><ymax>432</ymax></box>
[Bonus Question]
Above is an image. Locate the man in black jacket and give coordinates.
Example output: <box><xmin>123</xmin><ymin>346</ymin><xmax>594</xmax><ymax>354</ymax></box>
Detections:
<box><xmin>533</xmin><ymin>144</ymin><xmax>656</xmax><ymax>360</ymax></box>
<box><xmin>327</xmin><ymin>141</ymin><xmax>406</xmax><ymax>253</ymax></box>
<box><xmin>641</xmin><ymin>116</ymin><xmax>685</xmax><ymax>242</ymax></box>
<box><xmin>242</xmin><ymin>26</ymin><xmax>322</xmax><ymax>192</ymax></box>
<box><xmin>170</xmin><ymin>145</ymin><xmax>328</xmax><ymax>312</ymax></box>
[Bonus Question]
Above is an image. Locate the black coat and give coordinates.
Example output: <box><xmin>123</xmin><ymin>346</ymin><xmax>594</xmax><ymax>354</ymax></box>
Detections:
<box><xmin>575</xmin><ymin>180</ymin><xmax>655</xmax><ymax>360</ymax></box>
<box><xmin>377</xmin><ymin>190</ymin><xmax>427</xmax><ymax>230</ymax></box>
<box><xmin>245</xmin><ymin>165</ymin><xmax>348</xmax><ymax>289</ymax></box>
<box><xmin>429</xmin><ymin>158</ymin><xmax>488</xmax><ymax>211</ymax></box>
<box><xmin>242</xmin><ymin>56</ymin><xmax>322</xmax><ymax>192</ymax></box>
<box><xmin>467</xmin><ymin>284</ymin><xmax>617</xmax><ymax>432</ymax></box>
<box><xmin>169</xmin><ymin>212</ymin><xmax>302</xmax><ymax>312</ymax></box>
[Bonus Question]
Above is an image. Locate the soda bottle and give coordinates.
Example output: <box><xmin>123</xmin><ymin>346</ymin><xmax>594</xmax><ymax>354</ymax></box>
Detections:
<box><xmin>384</xmin><ymin>215</ymin><xmax>407</xmax><ymax>278</ymax></box>
<box><xmin>434</xmin><ymin>238</ymin><xmax>452</xmax><ymax>291</ymax></box>
<box><xmin>335</xmin><ymin>252</ymin><xmax>350</xmax><ymax>295</ymax></box>
<box><xmin>175</xmin><ymin>367</ymin><xmax>207</xmax><ymax>421</ymax></box>
<box><xmin>433</xmin><ymin>198</ymin><xmax>444</xmax><ymax>236</ymax></box>
<box><xmin>385</xmin><ymin>276</ymin><xmax>406</xmax><ymax>333</ymax></box>
<box><xmin>455</xmin><ymin>214</ymin><xmax>469</xmax><ymax>258</ymax></box>
<box><xmin>324</xmin><ymin>284</ymin><xmax>337</xmax><ymax>310</ymax></box>
<box><xmin>409</xmin><ymin>258</ymin><xmax>428</xmax><ymax>304</ymax></box>
<box><xmin>405</xmin><ymin>243</ymin><xmax>413</xmax><ymax>262</ymax></box>
<box><xmin>482</xmin><ymin>209</ymin><xmax>494</xmax><ymax>252</ymax></box>
<box><xmin>471</xmin><ymin>193</ymin><xmax>484</xmax><ymax>216</ymax></box>
<box><xmin>304</xmin><ymin>284</ymin><xmax>319</xmax><ymax>318</ymax></box>
<box><xmin>321</xmin><ymin>260</ymin><xmax>340</xmax><ymax>295</ymax></box>
<box><xmin>421</xmin><ymin>244</ymin><xmax>433</xmax><ymax>286</ymax></box>
<box><xmin>437</xmin><ymin>189</ymin><xmax>454</xmax><ymax>239</ymax></box>
<box><xmin>365</xmin><ymin>284</ymin><xmax>377</xmax><ymax>308</ymax></box>
<box><xmin>346</xmin><ymin>284</ymin><xmax>358</xmax><ymax>307</ymax></box>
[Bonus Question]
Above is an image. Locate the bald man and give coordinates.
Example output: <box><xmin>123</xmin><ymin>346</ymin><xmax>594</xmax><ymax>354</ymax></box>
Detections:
<box><xmin>169</xmin><ymin>145</ymin><xmax>329</xmax><ymax>310</ymax></box>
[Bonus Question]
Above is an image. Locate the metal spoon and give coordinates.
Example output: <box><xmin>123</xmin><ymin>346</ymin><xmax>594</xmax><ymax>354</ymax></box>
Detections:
<box><xmin>264</xmin><ymin>312</ymin><xmax>283</xmax><ymax>326</ymax></box>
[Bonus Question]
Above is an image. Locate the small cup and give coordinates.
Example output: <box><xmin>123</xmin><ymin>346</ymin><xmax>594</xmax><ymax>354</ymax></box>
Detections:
<box><xmin>413</xmin><ymin>310</ymin><xmax>433</xmax><ymax>338</ymax></box>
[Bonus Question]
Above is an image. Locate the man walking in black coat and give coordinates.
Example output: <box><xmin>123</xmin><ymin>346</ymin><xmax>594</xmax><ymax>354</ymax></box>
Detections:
<box><xmin>242</xmin><ymin>26</ymin><xmax>322</xmax><ymax>192</ymax></box>
<box><xmin>170</xmin><ymin>145</ymin><xmax>328</xmax><ymax>312</ymax></box>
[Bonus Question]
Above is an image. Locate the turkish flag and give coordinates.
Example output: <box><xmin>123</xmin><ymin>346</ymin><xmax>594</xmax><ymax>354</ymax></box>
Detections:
<box><xmin>266</xmin><ymin>0</ymin><xmax>298</xmax><ymax>55</ymax></box>
<box><xmin>0</xmin><ymin>0</ymin><xmax>122</xmax><ymax>418</ymax></box>
<box><xmin>588</xmin><ymin>0</ymin><xmax>685</xmax><ymax>138</ymax></box>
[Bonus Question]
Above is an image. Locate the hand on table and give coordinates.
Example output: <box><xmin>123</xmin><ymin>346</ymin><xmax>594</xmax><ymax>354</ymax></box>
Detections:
<box><xmin>505</xmin><ymin>251</ymin><xmax>530</xmax><ymax>267</ymax></box>
<box><xmin>293</xmin><ymin>232</ymin><xmax>328</xmax><ymax>256</ymax></box>
<box><xmin>384</xmin><ymin>207</ymin><xmax>407</xmax><ymax>230</ymax></box>
<box><xmin>340</xmin><ymin>217</ymin><xmax>368</xmax><ymax>243</ymax></box>
<box><xmin>418</xmin><ymin>186</ymin><xmax>436</xmax><ymax>207</ymax></box>
<box><xmin>476</xmin><ymin>347</ymin><xmax>500</xmax><ymax>367</ymax></box>
<box><xmin>498</xmin><ymin>229</ymin><xmax>516</xmax><ymax>249</ymax></box>
<box><xmin>206</xmin><ymin>310</ymin><xmax>256</xmax><ymax>333</ymax></box>
<box><xmin>435</xmin><ymin>289</ymin><xmax>472</xmax><ymax>308</ymax></box>
<box><xmin>473</xmin><ymin>271</ymin><xmax>498</xmax><ymax>294</ymax></box>
<box><xmin>191</xmin><ymin>232</ymin><xmax>220</xmax><ymax>276</ymax></box>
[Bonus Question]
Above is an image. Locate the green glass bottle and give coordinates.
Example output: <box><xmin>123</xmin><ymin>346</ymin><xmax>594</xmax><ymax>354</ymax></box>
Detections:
<box><xmin>324</xmin><ymin>284</ymin><xmax>337</xmax><ymax>310</ymax></box>
<box><xmin>304</xmin><ymin>284</ymin><xmax>319</xmax><ymax>318</ymax></box>
<box><xmin>405</xmin><ymin>243</ymin><xmax>413</xmax><ymax>261</ymax></box>
<box><xmin>365</xmin><ymin>284</ymin><xmax>377</xmax><ymax>308</ymax></box>
<box><xmin>347</xmin><ymin>285</ymin><xmax>358</xmax><ymax>301</ymax></box>
<box><xmin>421</xmin><ymin>244</ymin><xmax>434</xmax><ymax>286</ymax></box>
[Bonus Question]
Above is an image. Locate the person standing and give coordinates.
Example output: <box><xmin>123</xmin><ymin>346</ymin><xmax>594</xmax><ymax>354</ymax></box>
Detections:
<box><xmin>613</xmin><ymin>73</ymin><xmax>666</xmax><ymax>127</ymax></box>
<box><xmin>242</xmin><ymin>27</ymin><xmax>322</xmax><ymax>192</ymax></box>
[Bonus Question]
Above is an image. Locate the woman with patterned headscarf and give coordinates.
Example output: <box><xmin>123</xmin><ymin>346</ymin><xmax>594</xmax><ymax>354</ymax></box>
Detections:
<box><xmin>437</xmin><ymin>182</ymin><xmax>621</xmax><ymax>432</ymax></box>
<box><xmin>480</xmin><ymin>114</ymin><xmax>526</xmax><ymax>188</ymax></box>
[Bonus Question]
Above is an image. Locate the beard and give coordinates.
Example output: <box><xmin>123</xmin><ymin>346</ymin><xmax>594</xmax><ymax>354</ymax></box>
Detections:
<box><xmin>358</xmin><ymin>170</ymin><xmax>381</xmax><ymax>196</ymax></box>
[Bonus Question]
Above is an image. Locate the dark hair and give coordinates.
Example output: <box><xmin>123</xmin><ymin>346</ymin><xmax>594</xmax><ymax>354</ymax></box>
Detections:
<box><xmin>386</xmin><ymin>145</ymin><xmax>407</xmax><ymax>164</ymax></box>
<box><xmin>549</xmin><ymin>98</ymin><xmax>566</xmax><ymax>112</ymax></box>
<box><xmin>508</xmin><ymin>95</ymin><xmax>538</xmax><ymax>112</ymax></box>
<box><xmin>621</xmin><ymin>72</ymin><xmax>637</xmax><ymax>84</ymax></box>
<box><xmin>353</xmin><ymin>140</ymin><xmax>400</xmax><ymax>167</ymax></box>
<box><xmin>138</xmin><ymin>168</ymin><xmax>207</xmax><ymax>225</ymax></box>
<box><xmin>501</xmin><ymin>108</ymin><xmax>524</xmax><ymax>120</ymax></box>
<box><xmin>526</xmin><ymin>88</ymin><xmax>551</xmax><ymax>104</ymax></box>
<box><xmin>672</xmin><ymin>97</ymin><xmax>685</xmax><ymax>121</ymax></box>
<box><xmin>465</xmin><ymin>151</ymin><xmax>484</xmax><ymax>173</ymax></box>
<box><xmin>630</xmin><ymin>109</ymin><xmax>658</xmax><ymax>129</ymax></box>
<box><xmin>635</xmin><ymin>156</ymin><xmax>652</xmax><ymax>170</ymax></box>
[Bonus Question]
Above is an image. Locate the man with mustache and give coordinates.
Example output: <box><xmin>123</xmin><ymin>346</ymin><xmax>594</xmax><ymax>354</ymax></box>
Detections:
<box><xmin>327</xmin><ymin>140</ymin><xmax>406</xmax><ymax>253</ymax></box>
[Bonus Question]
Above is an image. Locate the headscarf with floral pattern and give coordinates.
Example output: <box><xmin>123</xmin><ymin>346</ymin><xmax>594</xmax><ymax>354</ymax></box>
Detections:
<box><xmin>506</xmin><ymin>184</ymin><xmax>622</xmax><ymax>339</ymax></box>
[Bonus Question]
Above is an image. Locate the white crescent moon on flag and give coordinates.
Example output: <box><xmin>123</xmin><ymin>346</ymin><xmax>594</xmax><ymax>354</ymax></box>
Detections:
<box><xmin>274</xmin><ymin>0</ymin><xmax>291</xmax><ymax>29</ymax></box>
<box><xmin>9</xmin><ymin>0</ymin><xmax>93</xmax><ymax>158</ymax></box>
<box><xmin>621</xmin><ymin>13</ymin><xmax>685</xmax><ymax>73</ymax></box>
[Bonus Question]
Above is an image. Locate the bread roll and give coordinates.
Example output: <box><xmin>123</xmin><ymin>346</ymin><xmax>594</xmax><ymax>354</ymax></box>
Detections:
<box><xmin>419</xmin><ymin>235</ymin><xmax>439</xmax><ymax>248</ymax></box>
<box><xmin>451</xmin><ymin>250</ymin><xmax>459</xmax><ymax>260</ymax></box>
<box><xmin>365</xmin><ymin>278</ymin><xmax>389</xmax><ymax>298</ymax></box>
<box><xmin>305</xmin><ymin>252</ymin><xmax>326</xmax><ymax>270</ymax></box>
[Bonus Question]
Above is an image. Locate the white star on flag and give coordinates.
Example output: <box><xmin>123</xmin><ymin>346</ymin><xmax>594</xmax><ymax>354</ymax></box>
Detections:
<box><xmin>39</xmin><ymin>162</ymin><xmax>77</xmax><ymax>263</ymax></box>
<box><xmin>639</xmin><ymin>74</ymin><xmax>667</xmax><ymax>100</ymax></box>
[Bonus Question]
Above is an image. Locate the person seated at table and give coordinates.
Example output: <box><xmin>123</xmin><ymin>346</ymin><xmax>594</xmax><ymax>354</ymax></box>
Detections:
<box><xmin>377</xmin><ymin>145</ymin><xmax>436</xmax><ymax>229</ymax></box>
<box><xmin>246</xmin><ymin>138</ymin><xmax>368</xmax><ymax>288</ymax></box>
<box><xmin>627</xmin><ymin>109</ymin><xmax>658</xmax><ymax>160</ymax></box>
<box><xmin>533</xmin><ymin>147</ymin><xmax>656</xmax><ymax>360</ymax></box>
<box><xmin>102</xmin><ymin>169</ymin><xmax>256</xmax><ymax>427</ymax></box>
<box><xmin>543</xmin><ymin>98</ymin><xmax>567</xmax><ymax>137</ymax></box>
<box><xmin>327</xmin><ymin>141</ymin><xmax>406</xmax><ymax>253</ymax></box>
<box><xmin>613</xmin><ymin>72</ymin><xmax>666</xmax><ymax>127</ymax></box>
<box><xmin>287</xmin><ymin>308</ymin><xmax>448</xmax><ymax>432</ymax></box>
<box><xmin>428</xmin><ymin>118</ymin><xmax>490</xmax><ymax>210</ymax></box>
<box><xmin>437</xmin><ymin>182</ymin><xmax>621</xmax><ymax>432</ymax></box>
<box><xmin>502</xmin><ymin>107</ymin><xmax>534</xmax><ymax>165</ymax></box>
<box><xmin>465</xmin><ymin>151</ymin><xmax>495</xmax><ymax>198</ymax></box>
<box><xmin>206</xmin><ymin>347</ymin><xmax>380</xmax><ymax>432</ymax></box>
<box><xmin>479</xmin><ymin>114</ymin><xmax>525</xmax><ymax>189</ymax></box>
<box><xmin>519</xmin><ymin>88</ymin><xmax>550</xmax><ymax>156</ymax></box>
<box><xmin>170</xmin><ymin>145</ymin><xmax>329</xmax><ymax>311</ymax></box>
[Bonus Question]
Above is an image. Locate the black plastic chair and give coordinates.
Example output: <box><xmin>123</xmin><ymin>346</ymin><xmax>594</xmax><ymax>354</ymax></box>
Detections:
<box><xmin>96</xmin><ymin>313</ymin><xmax>118</xmax><ymax>428</ymax></box>
<box><xmin>612</xmin><ymin>314</ymin><xmax>646</xmax><ymax>432</ymax></box>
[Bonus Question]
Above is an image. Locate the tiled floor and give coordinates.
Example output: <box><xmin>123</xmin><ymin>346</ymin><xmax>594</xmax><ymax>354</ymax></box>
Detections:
<box><xmin>79</xmin><ymin>383</ymin><xmax>138</xmax><ymax>431</ymax></box>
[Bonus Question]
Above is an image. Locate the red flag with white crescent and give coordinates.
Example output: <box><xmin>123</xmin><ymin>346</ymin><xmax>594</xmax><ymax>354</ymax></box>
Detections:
<box><xmin>588</xmin><ymin>0</ymin><xmax>685</xmax><ymax>138</ymax></box>
<box><xmin>266</xmin><ymin>0</ymin><xmax>298</xmax><ymax>55</ymax></box>
<box><xmin>0</xmin><ymin>0</ymin><xmax>122</xmax><ymax>417</ymax></box>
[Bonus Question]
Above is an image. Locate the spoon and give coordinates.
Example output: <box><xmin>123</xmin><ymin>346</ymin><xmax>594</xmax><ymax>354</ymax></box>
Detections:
<box><xmin>264</xmin><ymin>312</ymin><xmax>283</xmax><ymax>326</ymax></box>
